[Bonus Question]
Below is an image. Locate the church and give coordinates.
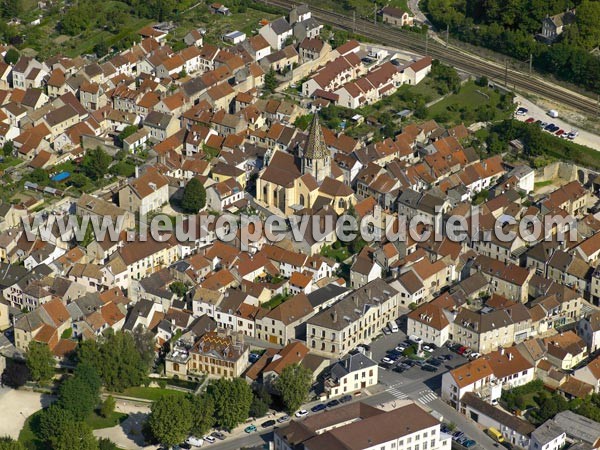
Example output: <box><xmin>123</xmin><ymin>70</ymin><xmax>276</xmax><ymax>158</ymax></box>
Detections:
<box><xmin>256</xmin><ymin>114</ymin><xmax>355</xmax><ymax>216</ymax></box>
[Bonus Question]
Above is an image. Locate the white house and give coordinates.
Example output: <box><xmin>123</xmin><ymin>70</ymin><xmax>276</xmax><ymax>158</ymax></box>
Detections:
<box><xmin>324</xmin><ymin>352</ymin><xmax>378</xmax><ymax>398</ymax></box>
<box><xmin>259</xmin><ymin>17</ymin><xmax>293</xmax><ymax>50</ymax></box>
<box><xmin>529</xmin><ymin>421</ymin><xmax>566</xmax><ymax>450</ymax></box>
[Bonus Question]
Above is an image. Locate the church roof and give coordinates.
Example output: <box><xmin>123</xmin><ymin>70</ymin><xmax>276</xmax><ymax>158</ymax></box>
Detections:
<box><xmin>305</xmin><ymin>113</ymin><xmax>328</xmax><ymax>160</ymax></box>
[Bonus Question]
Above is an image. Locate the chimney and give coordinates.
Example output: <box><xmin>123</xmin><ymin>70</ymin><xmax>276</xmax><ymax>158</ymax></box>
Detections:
<box><xmin>135</xmin><ymin>165</ymin><xmax>140</xmax><ymax>178</ymax></box>
<box><xmin>499</xmin><ymin>347</ymin><xmax>505</xmax><ymax>355</ymax></box>
<box><xmin>508</xmin><ymin>352</ymin><xmax>513</xmax><ymax>361</ymax></box>
<box><xmin>332</xmin><ymin>310</ymin><xmax>337</xmax><ymax>323</ymax></box>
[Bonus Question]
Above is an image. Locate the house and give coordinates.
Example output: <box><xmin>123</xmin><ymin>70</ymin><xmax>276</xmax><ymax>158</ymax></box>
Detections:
<box><xmin>461</xmin><ymin>393</ymin><xmax>535</xmax><ymax>448</ymax></box>
<box><xmin>274</xmin><ymin>402</ymin><xmax>451</xmax><ymax>450</ymax></box>
<box><xmin>572</xmin><ymin>355</ymin><xmax>600</xmax><ymax>393</ymax></box>
<box><xmin>206</xmin><ymin>178</ymin><xmax>244</xmax><ymax>212</ymax></box>
<box><xmin>223</xmin><ymin>31</ymin><xmax>246</xmax><ymax>45</ymax></box>
<box><xmin>299</xmin><ymin>37</ymin><xmax>331</xmax><ymax>62</ymax></box>
<box><xmin>76</xmin><ymin>193</ymin><xmax>135</xmax><ymax>234</ymax></box>
<box><xmin>540</xmin><ymin>10</ymin><xmax>576</xmax><ymax>43</ymax></box>
<box><xmin>184</xmin><ymin>28</ymin><xmax>204</xmax><ymax>47</ymax></box>
<box><xmin>307</xmin><ymin>279</ymin><xmax>400</xmax><ymax>358</ymax></box>
<box><xmin>255</xmin><ymin>293</ymin><xmax>314</xmax><ymax>345</ymax></box>
<box><xmin>441</xmin><ymin>358</ymin><xmax>500</xmax><ymax>411</ymax></box>
<box><xmin>210</xmin><ymin>3</ymin><xmax>231</xmax><ymax>15</ymax></box>
<box><xmin>577</xmin><ymin>312</ymin><xmax>600</xmax><ymax>353</ymax></box>
<box><xmin>553</xmin><ymin>410</ymin><xmax>600</xmax><ymax>448</ymax></box>
<box><xmin>529</xmin><ymin>420</ymin><xmax>566</xmax><ymax>450</ymax></box>
<box><xmin>380</xmin><ymin>6</ymin><xmax>414</xmax><ymax>27</ymax></box>
<box><xmin>543</xmin><ymin>331</ymin><xmax>587</xmax><ymax>370</ymax></box>
<box><xmin>118</xmin><ymin>167</ymin><xmax>169</xmax><ymax>215</ymax></box>
<box><xmin>323</xmin><ymin>352</ymin><xmax>378</xmax><ymax>398</ymax></box>
<box><xmin>259</xmin><ymin>17</ymin><xmax>293</xmax><ymax>51</ymax></box>
<box><xmin>406</xmin><ymin>293</ymin><xmax>456</xmax><ymax>347</ymax></box>
<box><xmin>144</xmin><ymin>110</ymin><xmax>178</xmax><ymax>141</ymax></box>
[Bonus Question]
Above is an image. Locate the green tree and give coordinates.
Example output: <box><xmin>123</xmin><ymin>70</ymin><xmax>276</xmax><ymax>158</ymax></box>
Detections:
<box><xmin>98</xmin><ymin>438</ymin><xmax>119</xmax><ymax>450</ymax></box>
<box><xmin>250</xmin><ymin>385</ymin><xmax>271</xmax><ymax>418</ymax></box>
<box><xmin>2</xmin><ymin>141</ymin><xmax>13</xmax><ymax>157</ymax></box>
<box><xmin>0</xmin><ymin>436</ymin><xmax>25</xmax><ymax>450</ymax></box>
<box><xmin>26</xmin><ymin>342</ymin><xmax>54</xmax><ymax>385</ymax></box>
<box><xmin>38</xmin><ymin>404</ymin><xmax>74</xmax><ymax>442</ymax></box>
<box><xmin>264</xmin><ymin>69</ymin><xmax>277</xmax><ymax>93</ymax></box>
<box><xmin>181</xmin><ymin>178</ymin><xmax>206</xmax><ymax>214</ymax></box>
<box><xmin>68</xmin><ymin>173</ymin><xmax>90</xmax><ymax>189</ymax></box>
<box><xmin>58</xmin><ymin>375</ymin><xmax>99</xmax><ymax>417</ymax></box>
<box><xmin>190</xmin><ymin>395</ymin><xmax>215</xmax><ymax>437</ymax></box>
<box><xmin>100</xmin><ymin>395</ymin><xmax>116</xmax><ymax>418</ymax></box>
<box><xmin>94</xmin><ymin>39</ymin><xmax>109</xmax><ymax>58</ymax></box>
<box><xmin>118</xmin><ymin>125</ymin><xmax>139</xmax><ymax>142</ymax></box>
<box><xmin>1</xmin><ymin>359</ymin><xmax>29</xmax><ymax>388</ymax></box>
<box><xmin>132</xmin><ymin>325</ymin><xmax>156</xmax><ymax>369</ymax></box>
<box><xmin>0</xmin><ymin>0</ymin><xmax>21</xmax><ymax>18</ymax></box>
<box><xmin>82</xmin><ymin>147</ymin><xmax>111</xmax><ymax>181</ymax></box>
<box><xmin>78</xmin><ymin>330</ymin><xmax>151</xmax><ymax>392</ymax></box>
<box><xmin>169</xmin><ymin>281</ymin><xmax>188</xmax><ymax>297</ymax></box>
<box><xmin>209</xmin><ymin>378</ymin><xmax>253</xmax><ymax>430</ymax></box>
<box><xmin>3</xmin><ymin>48</ymin><xmax>18</xmax><ymax>65</ymax></box>
<box><xmin>275</xmin><ymin>364</ymin><xmax>312</xmax><ymax>414</ymax></box>
<box><xmin>148</xmin><ymin>396</ymin><xmax>193</xmax><ymax>446</ymax></box>
<box><xmin>50</xmin><ymin>418</ymin><xmax>98</xmax><ymax>450</ymax></box>
<box><xmin>28</xmin><ymin>168</ymin><xmax>49</xmax><ymax>184</ymax></box>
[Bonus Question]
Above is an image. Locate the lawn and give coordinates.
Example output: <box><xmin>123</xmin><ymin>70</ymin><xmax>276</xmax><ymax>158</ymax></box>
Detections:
<box><xmin>426</xmin><ymin>81</ymin><xmax>513</xmax><ymax>126</ymax></box>
<box><xmin>534</xmin><ymin>180</ymin><xmax>553</xmax><ymax>190</ymax></box>
<box><xmin>262</xmin><ymin>293</ymin><xmax>291</xmax><ymax>310</ymax></box>
<box><xmin>85</xmin><ymin>410</ymin><xmax>128</xmax><ymax>430</ymax></box>
<box><xmin>119</xmin><ymin>386</ymin><xmax>189</xmax><ymax>401</ymax></box>
<box><xmin>298</xmin><ymin>0</ymin><xmax>410</xmax><ymax>17</ymax></box>
<box><xmin>320</xmin><ymin>244</ymin><xmax>351</xmax><ymax>263</ymax></box>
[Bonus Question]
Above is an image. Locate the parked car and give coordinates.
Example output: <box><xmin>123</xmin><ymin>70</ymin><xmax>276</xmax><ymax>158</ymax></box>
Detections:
<box><xmin>544</xmin><ymin>123</ymin><xmax>555</xmax><ymax>131</ymax></box>
<box><xmin>464</xmin><ymin>440</ymin><xmax>477</xmax><ymax>448</ymax></box>
<box><xmin>428</xmin><ymin>358</ymin><xmax>442</xmax><ymax>366</ymax></box>
<box><xmin>457</xmin><ymin>346</ymin><xmax>467</xmax><ymax>355</ymax></box>
<box><xmin>261</xmin><ymin>420</ymin><xmax>276</xmax><ymax>429</ymax></box>
<box><xmin>244</xmin><ymin>425</ymin><xmax>257</xmax><ymax>433</ymax></box>
<box><xmin>395</xmin><ymin>345</ymin><xmax>406</xmax><ymax>352</ymax></box>
<box><xmin>277</xmin><ymin>415</ymin><xmax>290</xmax><ymax>423</ymax></box>
<box><xmin>408</xmin><ymin>335</ymin><xmax>423</xmax><ymax>344</ymax></box>
<box><xmin>423</xmin><ymin>345</ymin><xmax>433</xmax><ymax>352</ymax></box>
<box><xmin>327</xmin><ymin>399</ymin><xmax>340</xmax><ymax>408</ymax></box>
<box><xmin>525</xmin><ymin>117</ymin><xmax>535</xmax><ymax>123</ymax></box>
<box><xmin>311</xmin><ymin>404</ymin><xmax>326</xmax><ymax>413</ymax></box>
<box><xmin>204</xmin><ymin>435</ymin><xmax>216</xmax><ymax>444</ymax></box>
<box><xmin>340</xmin><ymin>395</ymin><xmax>352</xmax><ymax>403</ymax></box>
<box><xmin>249</xmin><ymin>353</ymin><xmax>260</xmax><ymax>363</ymax></box>
<box><xmin>556</xmin><ymin>129</ymin><xmax>564</xmax><ymax>136</ymax></box>
<box><xmin>381</xmin><ymin>357</ymin><xmax>394</xmax><ymax>364</ymax></box>
<box><xmin>452</xmin><ymin>431</ymin><xmax>465</xmax><ymax>440</ymax></box>
<box><xmin>185</xmin><ymin>436</ymin><xmax>203</xmax><ymax>447</ymax></box>
<box><xmin>211</xmin><ymin>431</ymin><xmax>226</xmax><ymax>440</ymax></box>
<box><xmin>422</xmin><ymin>364</ymin><xmax>438</xmax><ymax>372</ymax></box>
<box><xmin>295</xmin><ymin>409</ymin><xmax>308</xmax><ymax>418</ymax></box>
<box><xmin>516</xmin><ymin>107</ymin><xmax>528</xmax><ymax>115</ymax></box>
<box><xmin>393</xmin><ymin>366</ymin><xmax>405</xmax><ymax>373</ymax></box>
<box><xmin>443</xmin><ymin>354</ymin><xmax>454</xmax><ymax>360</ymax></box>
<box><xmin>469</xmin><ymin>352</ymin><xmax>481</xmax><ymax>360</ymax></box>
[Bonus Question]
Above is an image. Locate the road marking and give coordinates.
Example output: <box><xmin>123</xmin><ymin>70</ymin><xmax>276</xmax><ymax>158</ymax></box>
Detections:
<box><xmin>417</xmin><ymin>389</ymin><xmax>438</xmax><ymax>404</ymax></box>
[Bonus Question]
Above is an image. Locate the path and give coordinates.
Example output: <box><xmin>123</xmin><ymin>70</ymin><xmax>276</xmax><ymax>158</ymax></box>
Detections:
<box><xmin>93</xmin><ymin>401</ymin><xmax>152</xmax><ymax>450</ymax></box>
<box><xmin>0</xmin><ymin>387</ymin><xmax>53</xmax><ymax>439</ymax></box>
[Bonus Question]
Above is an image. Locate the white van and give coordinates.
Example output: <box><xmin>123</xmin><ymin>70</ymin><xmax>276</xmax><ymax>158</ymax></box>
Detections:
<box><xmin>388</xmin><ymin>321</ymin><xmax>399</xmax><ymax>333</ymax></box>
<box><xmin>548</xmin><ymin>109</ymin><xmax>559</xmax><ymax>118</ymax></box>
<box><xmin>186</xmin><ymin>436</ymin><xmax>204</xmax><ymax>447</ymax></box>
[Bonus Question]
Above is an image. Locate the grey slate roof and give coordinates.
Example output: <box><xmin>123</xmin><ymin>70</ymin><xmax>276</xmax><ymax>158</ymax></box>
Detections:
<box><xmin>329</xmin><ymin>352</ymin><xmax>376</xmax><ymax>381</ymax></box>
<box><xmin>306</xmin><ymin>284</ymin><xmax>349</xmax><ymax>308</ymax></box>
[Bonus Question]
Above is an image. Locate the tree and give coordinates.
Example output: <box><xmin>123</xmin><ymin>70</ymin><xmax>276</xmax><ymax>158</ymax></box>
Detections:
<box><xmin>190</xmin><ymin>395</ymin><xmax>215</xmax><ymax>437</ymax></box>
<box><xmin>118</xmin><ymin>125</ymin><xmax>139</xmax><ymax>142</ymax></box>
<box><xmin>82</xmin><ymin>147</ymin><xmax>111</xmax><ymax>181</ymax></box>
<box><xmin>3</xmin><ymin>48</ymin><xmax>18</xmax><ymax>65</ymax></box>
<box><xmin>209</xmin><ymin>378</ymin><xmax>253</xmax><ymax>430</ymax></box>
<box><xmin>1</xmin><ymin>359</ymin><xmax>29</xmax><ymax>388</ymax></box>
<box><xmin>58</xmin><ymin>375</ymin><xmax>99</xmax><ymax>417</ymax></box>
<box><xmin>148</xmin><ymin>396</ymin><xmax>193</xmax><ymax>446</ymax></box>
<box><xmin>78</xmin><ymin>330</ymin><xmax>151</xmax><ymax>392</ymax></box>
<box><xmin>0</xmin><ymin>436</ymin><xmax>25</xmax><ymax>450</ymax></box>
<box><xmin>169</xmin><ymin>281</ymin><xmax>188</xmax><ymax>297</ymax></box>
<box><xmin>275</xmin><ymin>364</ymin><xmax>312</xmax><ymax>414</ymax></box>
<box><xmin>100</xmin><ymin>395</ymin><xmax>116</xmax><ymax>418</ymax></box>
<box><xmin>2</xmin><ymin>141</ymin><xmax>13</xmax><ymax>157</ymax></box>
<box><xmin>264</xmin><ymin>69</ymin><xmax>277</xmax><ymax>93</ymax></box>
<box><xmin>38</xmin><ymin>404</ymin><xmax>74</xmax><ymax>443</ymax></box>
<box><xmin>181</xmin><ymin>178</ymin><xmax>206</xmax><ymax>214</ymax></box>
<box><xmin>94</xmin><ymin>39</ymin><xmax>109</xmax><ymax>58</ymax></box>
<box><xmin>250</xmin><ymin>385</ymin><xmax>271</xmax><ymax>418</ymax></box>
<box><xmin>98</xmin><ymin>438</ymin><xmax>119</xmax><ymax>450</ymax></box>
<box><xmin>26</xmin><ymin>342</ymin><xmax>54</xmax><ymax>385</ymax></box>
<box><xmin>28</xmin><ymin>168</ymin><xmax>49</xmax><ymax>184</ymax></box>
<box><xmin>50</xmin><ymin>419</ymin><xmax>98</xmax><ymax>450</ymax></box>
<box><xmin>132</xmin><ymin>325</ymin><xmax>156</xmax><ymax>369</ymax></box>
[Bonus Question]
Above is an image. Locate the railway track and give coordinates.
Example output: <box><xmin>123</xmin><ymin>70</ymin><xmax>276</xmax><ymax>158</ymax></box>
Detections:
<box><xmin>259</xmin><ymin>0</ymin><xmax>600</xmax><ymax>118</ymax></box>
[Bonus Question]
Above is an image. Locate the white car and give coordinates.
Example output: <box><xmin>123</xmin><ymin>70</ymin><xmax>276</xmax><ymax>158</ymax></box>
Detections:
<box><xmin>422</xmin><ymin>345</ymin><xmax>432</xmax><ymax>352</ymax></box>
<box><xmin>381</xmin><ymin>357</ymin><xmax>394</xmax><ymax>364</ymax></box>
<box><xmin>204</xmin><ymin>435</ymin><xmax>216</xmax><ymax>444</ymax></box>
<box><xmin>395</xmin><ymin>345</ymin><xmax>406</xmax><ymax>352</ymax></box>
<box><xmin>295</xmin><ymin>409</ymin><xmax>309</xmax><ymax>418</ymax></box>
<box><xmin>408</xmin><ymin>335</ymin><xmax>423</xmax><ymax>344</ymax></box>
<box><xmin>186</xmin><ymin>436</ymin><xmax>204</xmax><ymax>447</ymax></box>
<box><xmin>469</xmin><ymin>352</ymin><xmax>481</xmax><ymax>360</ymax></box>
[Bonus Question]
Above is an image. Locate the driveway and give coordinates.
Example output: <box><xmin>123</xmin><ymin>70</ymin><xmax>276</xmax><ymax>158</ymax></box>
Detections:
<box><xmin>0</xmin><ymin>387</ymin><xmax>54</xmax><ymax>439</ymax></box>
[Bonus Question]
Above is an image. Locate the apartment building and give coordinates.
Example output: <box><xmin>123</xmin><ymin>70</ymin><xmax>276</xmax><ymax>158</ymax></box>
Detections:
<box><xmin>306</xmin><ymin>279</ymin><xmax>399</xmax><ymax>358</ymax></box>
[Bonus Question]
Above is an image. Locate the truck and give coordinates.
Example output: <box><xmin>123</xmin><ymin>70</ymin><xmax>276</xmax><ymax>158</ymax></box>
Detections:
<box><xmin>548</xmin><ymin>109</ymin><xmax>559</xmax><ymax>118</ymax></box>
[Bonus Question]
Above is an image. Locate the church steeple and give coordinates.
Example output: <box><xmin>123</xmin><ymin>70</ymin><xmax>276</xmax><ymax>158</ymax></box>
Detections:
<box><xmin>302</xmin><ymin>113</ymin><xmax>330</xmax><ymax>184</ymax></box>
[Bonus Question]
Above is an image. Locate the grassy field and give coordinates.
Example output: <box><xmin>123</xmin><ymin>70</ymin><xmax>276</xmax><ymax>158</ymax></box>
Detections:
<box><xmin>119</xmin><ymin>386</ymin><xmax>189</xmax><ymax>401</ymax></box>
<box><xmin>86</xmin><ymin>410</ymin><xmax>128</xmax><ymax>430</ymax></box>
<box><xmin>18</xmin><ymin>410</ymin><xmax>45</xmax><ymax>450</ymax></box>
<box><xmin>426</xmin><ymin>81</ymin><xmax>513</xmax><ymax>126</ymax></box>
<box><xmin>298</xmin><ymin>0</ymin><xmax>410</xmax><ymax>17</ymax></box>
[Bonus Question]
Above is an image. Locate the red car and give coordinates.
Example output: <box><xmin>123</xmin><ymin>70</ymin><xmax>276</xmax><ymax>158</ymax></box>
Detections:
<box><xmin>525</xmin><ymin>118</ymin><xmax>535</xmax><ymax>123</ymax></box>
<box><xmin>556</xmin><ymin>129</ymin><xmax>564</xmax><ymax>136</ymax></box>
<box><xmin>457</xmin><ymin>346</ymin><xmax>468</xmax><ymax>355</ymax></box>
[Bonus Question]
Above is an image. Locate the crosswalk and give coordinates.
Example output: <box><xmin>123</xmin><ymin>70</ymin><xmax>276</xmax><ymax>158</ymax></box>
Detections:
<box><xmin>386</xmin><ymin>384</ymin><xmax>439</xmax><ymax>404</ymax></box>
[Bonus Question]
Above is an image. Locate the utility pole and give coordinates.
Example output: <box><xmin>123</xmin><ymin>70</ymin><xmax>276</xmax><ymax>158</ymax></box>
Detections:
<box><xmin>425</xmin><ymin>32</ymin><xmax>429</xmax><ymax>56</ymax></box>
<box><xmin>504</xmin><ymin>59</ymin><xmax>508</xmax><ymax>87</ymax></box>
<box><xmin>529</xmin><ymin>53</ymin><xmax>533</xmax><ymax>75</ymax></box>
<box><xmin>446</xmin><ymin>24</ymin><xmax>449</xmax><ymax>47</ymax></box>
<box><xmin>353</xmin><ymin>10</ymin><xmax>356</xmax><ymax>33</ymax></box>
<box><xmin>597</xmin><ymin>94</ymin><xmax>600</xmax><ymax>117</ymax></box>
<box><xmin>374</xmin><ymin>4</ymin><xmax>377</xmax><ymax>26</ymax></box>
